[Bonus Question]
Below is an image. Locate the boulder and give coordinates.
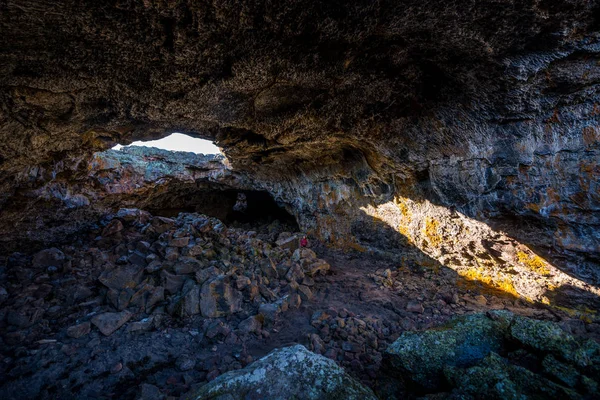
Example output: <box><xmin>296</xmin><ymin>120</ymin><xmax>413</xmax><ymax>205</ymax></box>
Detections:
<box><xmin>185</xmin><ymin>345</ymin><xmax>377</xmax><ymax>400</ymax></box>
<box><xmin>292</xmin><ymin>248</ymin><xmax>316</xmax><ymax>262</ymax></box>
<box><xmin>116</xmin><ymin>208</ymin><xmax>150</xmax><ymax>224</ymax></box>
<box><xmin>275</xmin><ymin>235</ymin><xmax>299</xmax><ymax>252</ymax></box>
<box><xmin>385</xmin><ymin>311</ymin><xmax>510</xmax><ymax>390</ymax></box>
<box><xmin>303</xmin><ymin>258</ymin><xmax>330</xmax><ymax>277</ymax></box>
<box><xmin>183</xmin><ymin>282</ymin><xmax>201</xmax><ymax>316</ymax></box>
<box><xmin>444</xmin><ymin>352</ymin><xmax>580</xmax><ymax>399</ymax></box>
<box><xmin>200</xmin><ymin>276</ymin><xmax>242</xmax><ymax>318</ymax></box>
<box><xmin>102</xmin><ymin>219</ymin><xmax>124</xmax><ymax>236</ymax></box>
<box><xmin>32</xmin><ymin>247</ymin><xmax>65</xmax><ymax>269</ymax></box>
<box><xmin>99</xmin><ymin>264</ymin><xmax>144</xmax><ymax>290</ymax></box>
<box><xmin>67</xmin><ymin>322</ymin><xmax>91</xmax><ymax>338</ymax></box>
<box><xmin>161</xmin><ymin>270</ymin><xmax>187</xmax><ymax>294</ymax></box>
<box><xmin>174</xmin><ymin>257</ymin><xmax>203</xmax><ymax>275</ymax></box>
<box><xmin>237</xmin><ymin>315</ymin><xmax>262</xmax><ymax>334</ymax></box>
<box><xmin>91</xmin><ymin>311</ymin><xmax>133</xmax><ymax>336</ymax></box>
<box><xmin>385</xmin><ymin>311</ymin><xmax>600</xmax><ymax>396</ymax></box>
<box><xmin>145</xmin><ymin>286</ymin><xmax>164</xmax><ymax>312</ymax></box>
<box><xmin>195</xmin><ymin>266</ymin><xmax>221</xmax><ymax>285</ymax></box>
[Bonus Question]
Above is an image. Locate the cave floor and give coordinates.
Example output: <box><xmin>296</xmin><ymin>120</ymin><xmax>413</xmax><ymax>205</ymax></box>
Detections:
<box><xmin>0</xmin><ymin>212</ymin><xmax>598</xmax><ymax>399</ymax></box>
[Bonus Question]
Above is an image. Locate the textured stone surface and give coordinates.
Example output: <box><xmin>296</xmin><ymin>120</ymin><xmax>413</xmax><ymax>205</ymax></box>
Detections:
<box><xmin>385</xmin><ymin>311</ymin><xmax>600</xmax><ymax>396</ymax></box>
<box><xmin>385</xmin><ymin>311</ymin><xmax>509</xmax><ymax>389</ymax></box>
<box><xmin>185</xmin><ymin>344</ymin><xmax>377</xmax><ymax>400</ymax></box>
<box><xmin>91</xmin><ymin>311</ymin><xmax>133</xmax><ymax>336</ymax></box>
<box><xmin>0</xmin><ymin>0</ymin><xmax>598</xmax><ymax>286</ymax></box>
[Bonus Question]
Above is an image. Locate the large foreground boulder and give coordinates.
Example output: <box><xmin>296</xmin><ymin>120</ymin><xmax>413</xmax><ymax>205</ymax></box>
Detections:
<box><xmin>385</xmin><ymin>311</ymin><xmax>510</xmax><ymax>390</ymax></box>
<box><xmin>186</xmin><ymin>344</ymin><xmax>376</xmax><ymax>400</ymax></box>
<box><xmin>384</xmin><ymin>311</ymin><xmax>600</xmax><ymax>398</ymax></box>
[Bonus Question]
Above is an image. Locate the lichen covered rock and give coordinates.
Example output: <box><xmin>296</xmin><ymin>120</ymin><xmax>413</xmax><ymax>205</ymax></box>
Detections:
<box><xmin>186</xmin><ymin>344</ymin><xmax>377</xmax><ymax>400</ymax></box>
<box><xmin>386</xmin><ymin>311</ymin><xmax>510</xmax><ymax>389</ymax></box>
<box><xmin>385</xmin><ymin>311</ymin><xmax>600</xmax><ymax>397</ymax></box>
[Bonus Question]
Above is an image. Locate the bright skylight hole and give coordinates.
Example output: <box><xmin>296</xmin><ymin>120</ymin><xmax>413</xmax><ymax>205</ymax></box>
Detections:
<box><xmin>112</xmin><ymin>133</ymin><xmax>221</xmax><ymax>155</ymax></box>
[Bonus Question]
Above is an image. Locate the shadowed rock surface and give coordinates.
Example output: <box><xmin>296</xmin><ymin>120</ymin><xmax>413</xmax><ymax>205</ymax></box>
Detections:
<box><xmin>1</xmin><ymin>0</ymin><xmax>599</xmax><ymax>283</ymax></box>
<box><xmin>385</xmin><ymin>311</ymin><xmax>600</xmax><ymax>399</ymax></box>
<box><xmin>1</xmin><ymin>1</ymin><xmax>600</xmax><ymax>399</ymax></box>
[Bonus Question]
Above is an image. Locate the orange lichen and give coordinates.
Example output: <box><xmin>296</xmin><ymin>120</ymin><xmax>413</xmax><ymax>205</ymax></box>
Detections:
<box><xmin>424</xmin><ymin>217</ymin><xmax>442</xmax><ymax>247</ymax></box>
<box><xmin>458</xmin><ymin>268</ymin><xmax>519</xmax><ymax>297</ymax></box>
<box><xmin>517</xmin><ymin>251</ymin><xmax>551</xmax><ymax>276</ymax></box>
<box><xmin>397</xmin><ymin>223</ymin><xmax>412</xmax><ymax>243</ymax></box>
<box><xmin>393</xmin><ymin>196</ymin><xmax>412</xmax><ymax>219</ymax></box>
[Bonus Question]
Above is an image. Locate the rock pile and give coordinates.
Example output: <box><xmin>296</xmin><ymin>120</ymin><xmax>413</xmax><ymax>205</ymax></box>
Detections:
<box><xmin>1</xmin><ymin>209</ymin><xmax>330</xmax><ymax>343</ymax></box>
<box><xmin>0</xmin><ymin>209</ymin><xmax>333</xmax><ymax>398</ymax></box>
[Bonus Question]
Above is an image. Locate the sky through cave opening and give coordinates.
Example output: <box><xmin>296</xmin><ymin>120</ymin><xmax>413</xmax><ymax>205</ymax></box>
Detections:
<box><xmin>112</xmin><ymin>132</ymin><xmax>222</xmax><ymax>155</ymax></box>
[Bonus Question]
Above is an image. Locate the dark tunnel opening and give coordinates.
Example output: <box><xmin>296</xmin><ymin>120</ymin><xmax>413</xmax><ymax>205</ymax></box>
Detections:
<box><xmin>148</xmin><ymin>189</ymin><xmax>299</xmax><ymax>231</ymax></box>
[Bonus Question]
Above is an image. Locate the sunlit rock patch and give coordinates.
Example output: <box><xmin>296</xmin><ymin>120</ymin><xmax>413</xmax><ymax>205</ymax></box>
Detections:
<box><xmin>360</xmin><ymin>196</ymin><xmax>600</xmax><ymax>313</ymax></box>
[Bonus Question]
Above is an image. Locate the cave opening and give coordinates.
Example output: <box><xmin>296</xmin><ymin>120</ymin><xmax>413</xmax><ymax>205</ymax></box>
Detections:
<box><xmin>112</xmin><ymin>132</ymin><xmax>222</xmax><ymax>154</ymax></box>
<box><xmin>149</xmin><ymin>189</ymin><xmax>299</xmax><ymax>232</ymax></box>
<box><xmin>103</xmin><ymin>132</ymin><xmax>299</xmax><ymax>232</ymax></box>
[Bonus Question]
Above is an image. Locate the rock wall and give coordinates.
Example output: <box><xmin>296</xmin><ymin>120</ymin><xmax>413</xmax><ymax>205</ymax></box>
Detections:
<box><xmin>0</xmin><ymin>1</ymin><xmax>599</xmax><ymax>285</ymax></box>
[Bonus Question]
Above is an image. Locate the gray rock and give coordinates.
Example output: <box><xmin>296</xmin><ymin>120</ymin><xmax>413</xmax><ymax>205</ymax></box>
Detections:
<box><xmin>406</xmin><ymin>301</ymin><xmax>424</xmax><ymax>313</ymax></box>
<box><xmin>542</xmin><ymin>354</ymin><xmax>580</xmax><ymax>388</ymax></box>
<box><xmin>298</xmin><ymin>285</ymin><xmax>313</xmax><ymax>301</ymax></box>
<box><xmin>291</xmin><ymin>248</ymin><xmax>316</xmax><ymax>262</ymax></box>
<box><xmin>139</xmin><ymin>383</ymin><xmax>163</xmax><ymax>400</ymax></box>
<box><xmin>237</xmin><ymin>315</ymin><xmax>262</xmax><ymax>334</ymax></box>
<box><xmin>445</xmin><ymin>352</ymin><xmax>580</xmax><ymax>399</ymax></box>
<box><xmin>127</xmin><ymin>317</ymin><xmax>155</xmax><ymax>333</ymax></box>
<box><xmin>174</xmin><ymin>257</ymin><xmax>203</xmax><ymax>274</ymax></box>
<box><xmin>275</xmin><ymin>235</ymin><xmax>299</xmax><ymax>251</ymax></box>
<box><xmin>195</xmin><ymin>266</ymin><xmax>221</xmax><ymax>285</ymax></box>
<box><xmin>107</xmin><ymin>288</ymin><xmax>134</xmax><ymax>311</ymax></box>
<box><xmin>385</xmin><ymin>311</ymin><xmax>510</xmax><ymax>390</ymax></box>
<box><xmin>128</xmin><ymin>251</ymin><xmax>147</xmax><ymax>266</ymax></box>
<box><xmin>169</xmin><ymin>236</ymin><xmax>190</xmax><ymax>248</ymax></box>
<box><xmin>117</xmin><ymin>208</ymin><xmax>150</xmax><ymax>224</ymax></box>
<box><xmin>145</xmin><ymin>260</ymin><xmax>163</xmax><ymax>273</ymax></box>
<box><xmin>91</xmin><ymin>311</ymin><xmax>133</xmax><ymax>336</ymax></box>
<box><xmin>161</xmin><ymin>270</ymin><xmax>187</xmax><ymax>294</ymax></box>
<box><xmin>185</xmin><ymin>344</ymin><xmax>377</xmax><ymax>400</ymax></box>
<box><xmin>285</xmin><ymin>264</ymin><xmax>305</xmax><ymax>282</ymax></box>
<box><xmin>145</xmin><ymin>286</ymin><xmax>164</xmax><ymax>312</ymax></box>
<box><xmin>102</xmin><ymin>219</ymin><xmax>124</xmax><ymax>236</ymax></box>
<box><xmin>32</xmin><ymin>247</ymin><xmax>65</xmax><ymax>269</ymax></box>
<box><xmin>177</xmin><ymin>356</ymin><xmax>196</xmax><ymax>372</ymax></box>
<box><xmin>99</xmin><ymin>264</ymin><xmax>144</xmax><ymax>290</ymax></box>
<box><xmin>66</xmin><ymin>322</ymin><xmax>91</xmax><ymax>338</ymax></box>
<box><xmin>200</xmin><ymin>276</ymin><xmax>242</xmax><ymax>318</ymax></box>
<box><xmin>303</xmin><ymin>258</ymin><xmax>330</xmax><ymax>277</ymax></box>
<box><xmin>183</xmin><ymin>282</ymin><xmax>201</xmax><ymax>316</ymax></box>
<box><xmin>258</xmin><ymin>303</ymin><xmax>280</xmax><ymax>328</ymax></box>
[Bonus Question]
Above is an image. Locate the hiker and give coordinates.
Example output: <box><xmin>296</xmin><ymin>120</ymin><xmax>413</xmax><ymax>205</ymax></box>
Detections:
<box><xmin>300</xmin><ymin>235</ymin><xmax>308</xmax><ymax>248</ymax></box>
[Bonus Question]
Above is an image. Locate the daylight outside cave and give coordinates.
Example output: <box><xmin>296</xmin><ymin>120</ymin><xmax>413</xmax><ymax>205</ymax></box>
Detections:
<box><xmin>0</xmin><ymin>1</ymin><xmax>599</xmax><ymax>399</ymax></box>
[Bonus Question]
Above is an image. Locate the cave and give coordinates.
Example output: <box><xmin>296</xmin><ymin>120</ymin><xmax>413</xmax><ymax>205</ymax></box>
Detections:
<box><xmin>1</xmin><ymin>1</ymin><xmax>599</xmax><ymax>399</ymax></box>
<box><xmin>148</xmin><ymin>189</ymin><xmax>299</xmax><ymax>231</ymax></box>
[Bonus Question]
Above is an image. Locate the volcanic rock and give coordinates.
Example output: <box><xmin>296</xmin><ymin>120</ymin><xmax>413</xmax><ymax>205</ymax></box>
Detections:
<box><xmin>66</xmin><ymin>322</ymin><xmax>91</xmax><ymax>339</ymax></box>
<box><xmin>200</xmin><ymin>276</ymin><xmax>243</xmax><ymax>318</ymax></box>
<box><xmin>185</xmin><ymin>345</ymin><xmax>377</xmax><ymax>400</ymax></box>
<box><xmin>91</xmin><ymin>311</ymin><xmax>133</xmax><ymax>336</ymax></box>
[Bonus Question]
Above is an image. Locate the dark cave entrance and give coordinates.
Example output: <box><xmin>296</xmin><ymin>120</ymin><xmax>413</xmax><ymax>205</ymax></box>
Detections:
<box><xmin>148</xmin><ymin>189</ymin><xmax>299</xmax><ymax>231</ymax></box>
